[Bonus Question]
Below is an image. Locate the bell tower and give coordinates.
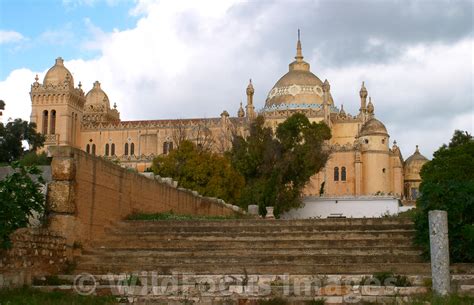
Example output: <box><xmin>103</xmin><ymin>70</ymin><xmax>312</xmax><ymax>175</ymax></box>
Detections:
<box><xmin>30</xmin><ymin>57</ymin><xmax>86</xmax><ymax>149</ymax></box>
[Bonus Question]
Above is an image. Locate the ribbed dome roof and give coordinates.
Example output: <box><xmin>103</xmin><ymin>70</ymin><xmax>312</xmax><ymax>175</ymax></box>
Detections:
<box><xmin>360</xmin><ymin>118</ymin><xmax>388</xmax><ymax>136</ymax></box>
<box><xmin>405</xmin><ymin>145</ymin><xmax>428</xmax><ymax>165</ymax></box>
<box><xmin>43</xmin><ymin>57</ymin><xmax>74</xmax><ymax>87</ymax></box>
<box><xmin>85</xmin><ymin>81</ymin><xmax>110</xmax><ymax>109</ymax></box>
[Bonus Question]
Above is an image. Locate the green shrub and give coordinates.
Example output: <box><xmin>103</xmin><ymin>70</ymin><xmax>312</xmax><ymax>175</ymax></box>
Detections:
<box><xmin>413</xmin><ymin>130</ymin><xmax>474</xmax><ymax>263</ymax></box>
<box><xmin>0</xmin><ymin>162</ymin><xmax>45</xmax><ymax>248</ymax></box>
<box><xmin>362</xmin><ymin>272</ymin><xmax>411</xmax><ymax>287</ymax></box>
<box><xmin>0</xmin><ymin>287</ymin><xmax>116</xmax><ymax>305</ymax></box>
<box><xmin>18</xmin><ymin>151</ymin><xmax>51</xmax><ymax>166</ymax></box>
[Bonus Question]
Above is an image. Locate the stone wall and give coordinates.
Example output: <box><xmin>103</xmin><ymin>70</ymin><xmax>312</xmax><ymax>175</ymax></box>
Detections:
<box><xmin>46</xmin><ymin>146</ymin><xmax>240</xmax><ymax>247</ymax></box>
<box><xmin>0</xmin><ymin>228</ymin><xmax>67</xmax><ymax>287</ymax></box>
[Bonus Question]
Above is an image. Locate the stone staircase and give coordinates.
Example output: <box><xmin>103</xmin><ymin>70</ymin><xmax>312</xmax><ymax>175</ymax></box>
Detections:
<box><xmin>31</xmin><ymin>218</ymin><xmax>474</xmax><ymax>303</ymax></box>
<box><xmin>75</xmin><ymin>218</ymin><xmax>428</xmax><ymax>276</ymax></box>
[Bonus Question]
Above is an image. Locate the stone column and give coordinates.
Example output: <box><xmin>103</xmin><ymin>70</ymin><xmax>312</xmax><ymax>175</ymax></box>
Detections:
<box><xmin>46</xmin><ymin>146</ymin><xmax>77</xmax><ymax>245</ymax></box>
<box><xmin>429</xmin><ymin>210</ymin><xmax>450</xmax><ymax>295</ymax></box>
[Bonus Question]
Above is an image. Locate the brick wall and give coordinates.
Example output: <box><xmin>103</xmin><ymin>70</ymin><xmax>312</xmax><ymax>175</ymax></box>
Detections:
<box><xmin>46</xmin><ymin>146</ymin><xmax>240</xmax><ymax>246</ymax></box>
<box><xmin>0</xmin><ymin>228</ymin><xmax>67</xmax><ymax>287</ymax></box>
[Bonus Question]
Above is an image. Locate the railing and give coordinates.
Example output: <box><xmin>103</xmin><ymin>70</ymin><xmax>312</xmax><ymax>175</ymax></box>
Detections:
<box><xmin>44</xmin><ymin>134</ymin><xmax>59</xmax><ymax>144</ymax></box>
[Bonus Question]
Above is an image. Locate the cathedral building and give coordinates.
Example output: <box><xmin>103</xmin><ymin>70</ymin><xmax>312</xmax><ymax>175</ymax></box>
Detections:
<box><xmin>30</xmin><ymin>36</ymin><xmax>427</xmax><ymax>204</ymax></box>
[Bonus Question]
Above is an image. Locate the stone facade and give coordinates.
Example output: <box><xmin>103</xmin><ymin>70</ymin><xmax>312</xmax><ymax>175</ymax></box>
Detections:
<box><xmin>30</xmin><ymin>35</ymin><xmax>428</xmax><ymax>203</ymax></box>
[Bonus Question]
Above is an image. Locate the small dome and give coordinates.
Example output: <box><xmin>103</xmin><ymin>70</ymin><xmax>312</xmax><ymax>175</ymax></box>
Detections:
<box><xmin>404</xmin><ymin>145</ymin><xmax>429</xmax><ymax>179</ymax></box>
<box><xmin>43</xmin><ymin>57</ymin><xmax>74</xmax><ymax>87</ymax></box>
<box><xmin>85</xmin><ymin>81</ymin><xmax>110</xmax><ymax>109</ymax></box>
<box><xmin>360</xmin><ymin>118</ymin><xmax>388</xmax><ymax>136</ymax></box>
<box><xmin>405</xmin><ymin>145</ymin><xmax>428</xmax><ymax>165</ymax></box>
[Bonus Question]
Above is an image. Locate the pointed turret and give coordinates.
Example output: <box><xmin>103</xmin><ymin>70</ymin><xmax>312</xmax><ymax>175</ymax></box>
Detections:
<box><xmin>245</xmin><ymin>79</ymin><xmax>256</xmax><ymax>119</ymax></box>
<box><xmin>237</xmin><ymin>102</ymin><xmax>245</xmax><ymax>118</ymax></box>
<box><xmin>367</xmin><ymin>96</ymin><xmax>374</xmax><ymax>118</ymax></box>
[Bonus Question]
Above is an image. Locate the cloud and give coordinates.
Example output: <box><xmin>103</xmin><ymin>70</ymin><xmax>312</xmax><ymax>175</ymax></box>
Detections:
<box><xmin>0</xmin><ymin>69</ymin><xmax>38</xmax><ymax>124</ymax></box>
<box><xmin>0</xmin><ymin>30</ymin><xmax>25</xmax><ymax>44</ymax></box>
<box><xmin>1</xmin><ymin>0</ymin><xmax>472</xmax><ymax>159</ymax></box>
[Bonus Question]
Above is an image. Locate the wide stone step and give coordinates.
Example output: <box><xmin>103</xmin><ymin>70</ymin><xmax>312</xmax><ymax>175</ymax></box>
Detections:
<box><xmin>82</xmin><ymin>247</ymin><xmax>423</xmax><ymax>257</ymax></box>
<box><xmin>75</xmin><ymin>262</ymin><xmax>432</xmax><ymax>275</ymax></box>
<box><xmin>99</xmin><ymin>230</ymin><xmax>416</xmax><ymax>241</ymax></box>
<box><xmin>109</xmin><ymin>224</ymin><xmax>415</xmax><ymax>234</ymax></box>
<box><xmin>78</xmin><ymin>253</ymin><xmax>424</xmax><ymax>266</ymax></box>
<box><xmin>91</xmin><ymin>238</ymin><xmax>416</xmax><ymax>249</ymax></box>
<box><xmin>116</xmin><ymin>218</ymin><xmax>414</xmax><ymax>228</ymax></box>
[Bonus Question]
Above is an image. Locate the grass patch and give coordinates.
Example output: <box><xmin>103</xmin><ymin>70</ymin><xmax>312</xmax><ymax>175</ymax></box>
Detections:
<box><xmin>126</xmin><ymin>211</ymin><xmax>247</xmax><ymax>221</ymax></box>
<box><xmin>0</xmin><ymin>287</ymin><xmax>116</xmax><ymax>305</ymax></box>
<box><xmin>396</xmin><ymin>208</ymin><xmax>417</xmax><ymax>219</ymax></box>
<box><xmin>408</xmin><ymin>293</ymin><xmax>474</xmax><ymax>305</ymax></box>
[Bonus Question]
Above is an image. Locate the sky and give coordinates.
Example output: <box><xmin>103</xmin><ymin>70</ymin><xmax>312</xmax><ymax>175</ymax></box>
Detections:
<box><xmin>0</xmin><ymin>0</ymin><xmax>473</xmax><ymax>159</ymax></box>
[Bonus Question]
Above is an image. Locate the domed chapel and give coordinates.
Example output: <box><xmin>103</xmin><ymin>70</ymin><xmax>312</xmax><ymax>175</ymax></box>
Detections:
<box><xmin>30</xmin><ymin>34</ymin><xmax>427</xmax><ymax>205</ymax></box>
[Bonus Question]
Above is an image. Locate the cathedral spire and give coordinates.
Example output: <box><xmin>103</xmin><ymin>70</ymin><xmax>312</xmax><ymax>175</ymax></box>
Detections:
<box><xmin>295</xmin><ymin>29</ymin><xmax>303</xmax><ymax>62</ymax></box>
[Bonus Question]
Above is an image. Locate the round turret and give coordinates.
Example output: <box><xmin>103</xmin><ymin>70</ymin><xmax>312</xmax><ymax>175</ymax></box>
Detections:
<box><xmin>404</xmin><ymin>145</ymin><xmax>428</xmax><ymax>181</ymax></box>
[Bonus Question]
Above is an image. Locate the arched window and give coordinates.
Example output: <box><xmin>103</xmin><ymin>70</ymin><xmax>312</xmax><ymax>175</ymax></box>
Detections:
<box><xmin>92</xmin><ymin>144</ymin><xmax>96</xmax><ymax>155</ymax></box>
<box><xmin>50</xmin><ymin>110</ymin><xmax>56</xmax><ymax>134</ymax></box>
<box><xmin>124</xmin><ymin>143</ymin><xmax>129</xmax><ymax>156</ymax></box>
<box><xmin>130</xmin><ymin>143</ymin><xmax>135</xmax><ymax>155</ymax></box>
<box><xmin>163</xmin><ymin>141</ymin><xmax>174</xmax><ymax>154</ymax></box>
<box><xmin>111</xmin><ymin>143</ymin><xmax>115</xmax><ymax>156</ymax></box>
<box><xmin>105</xmin><ymin>144</ymin><xmax>109</xmax><ymax>156</ymax></box>
<box><xmin>334</xmin><ymin>167</ymin><xmax>339</xmax><ymax>181</ymax></box>
<box><xmin>42</xmin><ymin>110</ymin><xmax>48</xmax><ymax>134</ymax></box>
<box><xmin>341</xmin><ymin>167</ymin><xmax>347</xmax><ymax>181</ymax></box>
<box><xmin>86</xmin><ymin>144</ymin><xmax>90</xmax><ymax>154</ymax></box>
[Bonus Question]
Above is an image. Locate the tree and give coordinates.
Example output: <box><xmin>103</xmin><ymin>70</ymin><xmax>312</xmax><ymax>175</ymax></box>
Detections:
<box><xmin>413</xmin><ymin>130</ymin><xmax>474</xmax><ymax>263</ymax></box>
<box><xmin>0</xmin><ymin>162</ymin><xmax>46</xmax><ymax>248</ymax></box>
<box><xmin>230</xmin><ymin>114</ymin><xmax>331</xmax><ymax>217</ymax></box>
<box><xmin>151</xmin><ymin>140</ymin><xmax>244</xmax><ymax>203</ymax></box>
<box><xmin>0</xmin><ymin>119</ymin><xmax>45</xmax><ymax>163</ymax></box>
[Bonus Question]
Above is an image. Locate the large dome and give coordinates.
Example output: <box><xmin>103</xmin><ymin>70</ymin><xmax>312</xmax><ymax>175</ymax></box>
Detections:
<box><xmin>85</xmin><ymin>81</ymin><xmax>110</xmax><ymax>109</ymax></box>
<box><xmin>264</xmin><ymin>36</ymin><xmax>332</xmax><ymax>110</ymax></box>
<box><xmin>43</xmin><ymin>57</ymin><xmax>74</xmax><ymax>87</ymax></box>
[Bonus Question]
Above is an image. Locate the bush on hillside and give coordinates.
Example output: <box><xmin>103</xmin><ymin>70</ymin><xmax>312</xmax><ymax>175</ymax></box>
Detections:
<box><xmin>413</xmin><ymin>130</ymin><xmax>474</xmax><ymax>263</ymax></box>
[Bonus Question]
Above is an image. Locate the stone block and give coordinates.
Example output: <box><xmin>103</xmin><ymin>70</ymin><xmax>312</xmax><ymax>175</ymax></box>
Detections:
<box><xmin>48</xmin><ymin>146</ymin><xmax>76</xmax><ymax>158</ymax></box>
<box><xmin>318</xmin><ymin>285</ymin><xmax>351</xmax><ymax>296</ymax></box>
<box><xmin>48</xmin><ymin>215</ymin><xmax>76</xmax><ymax>243</ymax></box>
<box><xmin>51</xmin><ymin>157</ymin><xmax>76</xmax><ymax>181</ymax></box>
<box><xmin>459</xmin><ymin>285</ymin><xmax>474</xmax><ymax>294</ymax></box>
<box><xmin>396</xmin><ymin>286</ymin><xmax>428</xmax><ymax>295</ymax></box>
<box><xmin>323</xmin><ymin>296</ymin><xmax>343</xmax><ymax>304</ymax></box>
<box><xmin>248</xmin><ymin>205</ymin><xmax>259</xmax><ymax>215</ymax></box>
<box><xmin>47</xmin><ymin>181</ymin><xmax>75</xmax><ymax>213</ymax></box>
